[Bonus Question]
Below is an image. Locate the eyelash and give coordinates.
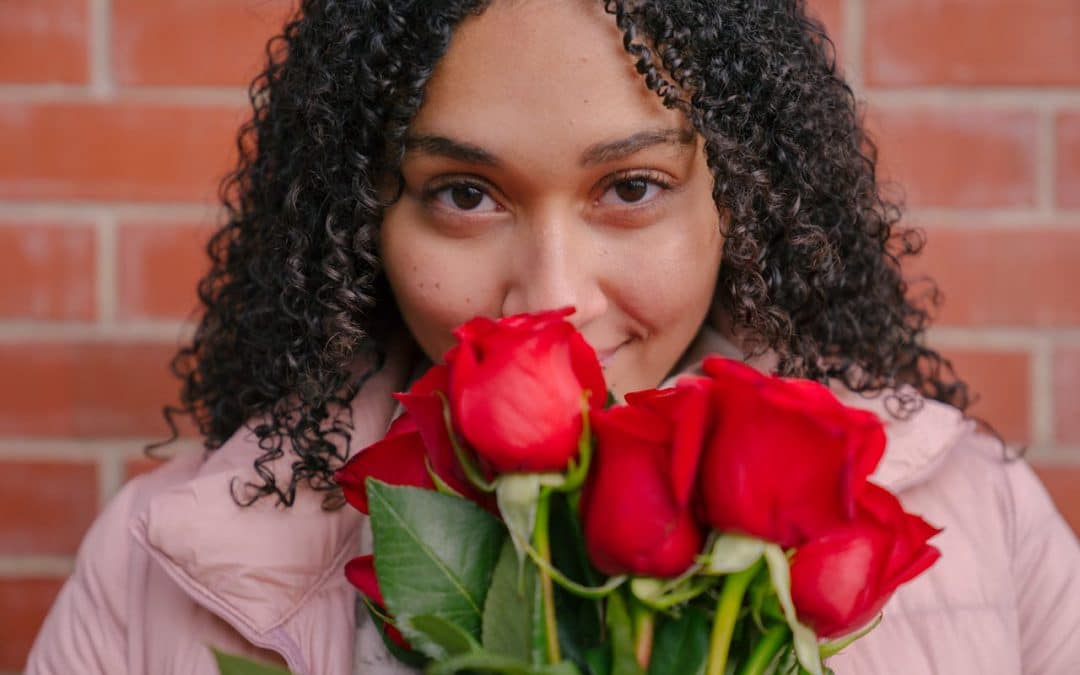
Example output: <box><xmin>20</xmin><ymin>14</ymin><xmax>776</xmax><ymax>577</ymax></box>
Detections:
<box><xmin>421</xmin><ymin>169</ymin><xmax>673</xmax><ymax>215</ymax></box>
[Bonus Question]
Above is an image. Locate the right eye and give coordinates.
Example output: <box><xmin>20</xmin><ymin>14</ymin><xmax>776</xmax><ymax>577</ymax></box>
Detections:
<box><xmin>429</xmin><ymin>182</ymin><xmax>501</xmax><ymax>213</ymax></box>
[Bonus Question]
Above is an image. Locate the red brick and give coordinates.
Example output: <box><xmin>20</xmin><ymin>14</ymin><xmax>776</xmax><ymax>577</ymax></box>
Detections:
<box><xmin>1033</xmin><ymin>466</ymin><xmax>1080</xmax><ymax>538</ymax></box>
<box><xmin>905</xmin><ymin>227</ymin><xmax>1080</xmax><ymax>327</ymax></box>
<box><xmin>1056</xmin><ymin>112</ymin><xmax>1080</xmax><ymax>209</ymax></box>
<box><xmin>0</xmin><ymin>102</ymin><xmax>244</xmax><ymax>203</ymax></box>
<box><xmin>866</xmin><ymin>0</ymin><xmax>1080</xmax><ymax>87</ymax></box>
<box><xmin>944</xmin><ymin>349</ymin><xmax>1030</xmax><ymax>443</ymax></box>
<box><xmin>0</xmin><ymin>461</ymin><xmax>97</xmax><ymax>555</ymax></box>
<box><xmin>0</xmin><ymin>222</ymin><xmax>95</xmax><ymax>320</ymax></box>
<box><xmin>0</xmin><ymin>577</ymin><xmax>66</xmax><ymax>670</ymax></box>
<box><xmin>1053</xmin><ymin>348</ymin><xmax>1080</xmax><ymax>444</ymax></box>
<box><xmin>0</xmin><ymin>342</ymin><xmax>186</xmax><ymax>437</ymax></box>
<box><xmin>0</xmin><ymin>0</ymin><xmax>88</xmax><ymax>84</ymax></box>
<box><xmin>117</xmin><ymin>222</ymin><xmax>215</xmax><ymax>320</ymax></box>
<box><xmin>871</xmin><ymin>107</ymin><xmax>1038</xmax><ymax>208</ymax></box>
<box><xmin>806</xmin><ymin>0</ymin><xmax>845</xmax><ymax>64</ymax></box>
<box><xmin>112</xmin><ymin>0</ymin><xmax>294</xmax><ymax>86</ymax></box>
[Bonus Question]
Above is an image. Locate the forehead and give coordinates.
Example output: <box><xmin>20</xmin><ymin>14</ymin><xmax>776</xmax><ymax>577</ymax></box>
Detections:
<box><xmin>409</xmin><ymin>0</ymin><xmax>686</xmax><ymax>159</ymax></box>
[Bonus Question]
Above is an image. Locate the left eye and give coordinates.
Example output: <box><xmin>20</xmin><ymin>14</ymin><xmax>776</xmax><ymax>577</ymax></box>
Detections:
<box><xmin>433</xmin><ymin>184</ymin><xmax>500</xmax><ymax>212</ymax></box>
<box><xmin>600</xmin><ymin>178</ymin><xmax>664</xmax><ymax>205</ymax></box>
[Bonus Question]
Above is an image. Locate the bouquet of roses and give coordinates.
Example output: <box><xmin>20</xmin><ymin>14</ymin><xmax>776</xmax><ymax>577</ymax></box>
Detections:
<box><xmin>218</xmin><ymin>308</ymin><xmax>941</xmax><ymax>675</ymax></box>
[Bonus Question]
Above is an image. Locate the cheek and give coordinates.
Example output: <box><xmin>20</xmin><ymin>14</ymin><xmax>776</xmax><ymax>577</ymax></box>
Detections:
<box><xmin>611</xmin><ymin>205</ymin><xmax>723</xmax><ymax>331</ymax></box>
<box><xmin>603</xmin><ymin>205</ymin><xmax>723</xmax><ymax>395</ymax></box>
<box><xmin>379</xmin><ymin>213</ymin><xmax>504</xmax><ymax>361</ymax></box>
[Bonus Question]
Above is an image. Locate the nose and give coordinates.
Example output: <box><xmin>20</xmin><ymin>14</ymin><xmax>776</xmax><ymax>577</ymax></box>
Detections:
<box><xmin>500</xmin><ymin>212</ymin><xmax>608</xmax><ymax>329</ymax></box>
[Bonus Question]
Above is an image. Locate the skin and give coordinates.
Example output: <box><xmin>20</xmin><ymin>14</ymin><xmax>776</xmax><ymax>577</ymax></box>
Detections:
<box><xmin>379</xmin><ymin>0</ymin><xmax>724</xmax><ymax>399</ymax></box>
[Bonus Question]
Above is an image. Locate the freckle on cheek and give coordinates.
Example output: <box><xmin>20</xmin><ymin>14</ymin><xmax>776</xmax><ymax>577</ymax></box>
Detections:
<box><xmin>435</xmin><ymin>282</ymin><xmax>441</xmax><ymax>290</ymax></box>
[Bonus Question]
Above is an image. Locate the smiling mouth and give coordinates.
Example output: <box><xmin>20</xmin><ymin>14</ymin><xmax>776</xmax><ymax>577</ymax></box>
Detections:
<box><xmin>595</xmin><ymin>339</ymin><xmax>631</xmax><ymax>367</ymax></box>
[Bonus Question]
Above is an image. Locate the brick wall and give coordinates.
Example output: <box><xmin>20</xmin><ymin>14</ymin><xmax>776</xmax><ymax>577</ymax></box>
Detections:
<box><xmin>1</xmin><ymin>0</ymin><xmax>1078</xmax><ymax>671</ymax></box>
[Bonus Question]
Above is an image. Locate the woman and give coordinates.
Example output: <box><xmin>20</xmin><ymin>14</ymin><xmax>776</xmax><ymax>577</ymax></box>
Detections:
<box><xmin>27</xmin><ymin>1</ymin><xmax>1080</xmax><ymax>674</ymax></box>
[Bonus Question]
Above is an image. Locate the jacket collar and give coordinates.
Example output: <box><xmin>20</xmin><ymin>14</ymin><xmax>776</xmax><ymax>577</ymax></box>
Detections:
<box><xmin>132</xmin><ymin>325</ymin><xmax>970</xmax><ymax>650</ymax></box>
<box><xmin>130</xmin><ymin>338</ymin><xmax>415</xmax><ymax>648</ymax></box>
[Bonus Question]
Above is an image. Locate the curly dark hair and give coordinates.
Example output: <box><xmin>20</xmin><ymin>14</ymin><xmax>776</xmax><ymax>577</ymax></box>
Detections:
<box><xmin>156</xmin><ymin>0</ymin><xmax>970</xmax><ymax>508</ymax></box>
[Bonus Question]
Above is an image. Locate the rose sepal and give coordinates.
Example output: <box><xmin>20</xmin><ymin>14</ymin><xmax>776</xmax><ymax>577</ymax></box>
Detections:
<box><xmin>818</xmin><ymin>614</ymin><xmax>883</xmax><ymax>659</ymax></box>
<box><xmin>761</xmin><ymin>544</ymin><xmax>823</xmax><ymax>675</ymax></box>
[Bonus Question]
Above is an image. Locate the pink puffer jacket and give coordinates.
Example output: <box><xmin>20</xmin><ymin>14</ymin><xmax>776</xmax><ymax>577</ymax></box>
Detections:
<box><xmin>26</xmin><ymin>330</ymin><xmax>1080</xmax><ymax>675</ymax></box>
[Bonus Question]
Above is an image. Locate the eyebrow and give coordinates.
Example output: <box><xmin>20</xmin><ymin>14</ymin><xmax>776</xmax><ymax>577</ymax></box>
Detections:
<box><xmin>403</xmin><ymin>127</ymin><xmax>696</xmax><ymax>168</ymax></box>
<box><xmin>580</xmin><ymin>127</ymin><xmax>696</xmax><ymax>166</ymax></box>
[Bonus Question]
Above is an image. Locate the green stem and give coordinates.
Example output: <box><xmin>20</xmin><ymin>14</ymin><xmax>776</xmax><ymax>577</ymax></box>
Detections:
<box><xmin>522</xmin><ymin>539</ymin><xmax>626</xmax><ymax>598</ymax></box>
<box><xmin>737</xmin><ymin>624</ymin><xmax>790</xmax><ymax>675</ymax></box>
<box><xmin>533</xmin><ymin>487</ymin><xmax>560</xmax><ymax>664</ymax></box>
<box><xmin>631</xmin><ymin>600</ymin><xmax>656</xmax><ymax>670</ymax></box>
<box><xmin>706</xmin><ymin>560</ymin><xmax>763</xmax><ymax>675</ymax></box>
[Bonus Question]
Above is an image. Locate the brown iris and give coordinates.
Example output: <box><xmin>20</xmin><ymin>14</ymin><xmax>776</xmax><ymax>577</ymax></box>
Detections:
<box><xmin>450</xmin><ymin>185</ymin><xmax>485</xmax><ymax>210</ymax></box>
<box><xmin>614</xmin><ymin>178</ymin><xmax>648</xmax><ymax>203</ymax></box>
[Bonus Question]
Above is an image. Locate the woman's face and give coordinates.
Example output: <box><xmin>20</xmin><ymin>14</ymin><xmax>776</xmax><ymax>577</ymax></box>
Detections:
<box><xmin>379</xmin><ymin>0</ymin><xmax>723</xmax><ymax>398</ymax></box>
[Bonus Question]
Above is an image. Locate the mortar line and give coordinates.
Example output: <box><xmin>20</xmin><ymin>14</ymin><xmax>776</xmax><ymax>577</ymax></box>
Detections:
<box><xmin>96</xmin><ymin>214</ymin><xmax>117</xmax><ymax>325</ymax></box>
<box><xmin>926</xmin><ymin>327</ymin><xmax>1080</xmax><ymax>347</ymax></box>
<box><xmin>1031</xmin><ymin>338</ymin><xmax>1055</xmax><ymax>449</ymax></box>
<box><xmin>904</xmin><ymin>209</ymin><xmax>1080</xmax><ymax>227</ymax></box>
<box><xmin>866</xmin><ymin>88</ymin><xmax>1080</xmax><ymax>108</ymax></box>
<box><xmin>1036</xmin><ymin>108</ymin><xmax>1056</xmax><ymax>214</ymax></box>
<box><xmin>0</xmin><ymin>201</ymin><xmax>221</xmax><ymax>221</ymax></box>
<box><xmin>89</xmin><ymin>0</ymin><xmax>113</xmax><ymax>98</ymax></box>
<box><xmin>0</xmin><ymin>556</ymin><xmax>75</xmax><ymax>577</ymax></box>
<box><xmin>0</xmin><ymin>84</ymin><xmax>247</xmax><ymax>105</ymax></box>
<box><xmin>844</xmin><ymin>0</ymin><xmax>864</xmax><ymax>92</ymax></box>
<box><xmin>98</xmin><ymin>451</ymin><xmax>123</xmax><ymax>508</ymax></box>
<box><xmin>0</xmin><ymin>439</ymin><xmax>199</xmax><ymax>457</ymax></box>
<box><xmin>0</xmin><ymin>320</ymin><xmax>194</xmax><ymax>341</ymax></box>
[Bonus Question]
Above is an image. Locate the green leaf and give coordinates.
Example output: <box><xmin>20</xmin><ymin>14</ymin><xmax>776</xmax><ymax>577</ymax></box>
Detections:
<box><xmin>483</xmin><ymin>538</ymin><xmax>545</xmax><ymax>664</ymax></box>
<box><xmin>410</xmin><ymin>614</ymin><xmax>481</xmax><ymax>656</ymax></box>
<box><xmin>211</xmin><ymin>648</ymin><xmax>292</xmax><ymax>675</ymax></box>
<box><xmin>549</xmin><ymin>493</ymin><xmax>606</xmax><ymax>670</ymax></box>
<box><xmin>367</xmin><ymin>480</ymin><xmax>506</xmax><ymax>659</ymax></box>
<box><xmin>584</xmin><ymin>646</ymin><xmax>612</xmax><ymax>675</ymax></box>
<box><xmin>425</xmin><ymin>650</ymin><xmax>582</xmax><ymax>675</ymax></box>
<box><xmin>606</xmin><ymin>592</ymin><xmax>645</xmax><ymax>675</ymax></box>
<box><xmin>646</xmin><ymin>606</ymin><xmax>709</xmax><ymax>675</ymax></box>
<box><xmin>364</xmin><ymin>601</ymin><xmax>428</xmax><ymax>667</ymax></box>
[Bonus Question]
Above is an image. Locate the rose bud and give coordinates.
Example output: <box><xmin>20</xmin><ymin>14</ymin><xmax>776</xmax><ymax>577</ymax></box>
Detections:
<box><xmin>447</xmin><ymin>308</ymin><xmax>606</xmax><ymax>474</ymax></box>
<box><xmin>394</xmin><ymin>364</ymin><xmax>484</xmax><ymax>500</ymax></box>
<box><xmin>345</xmin><ymin>555</ymin><xmax>411</xmax><ymax>649</ymax></box>
<box><xmin>334</xmin><ymin>412</ymin><xmax>435</xmax><ymax>515</ymax></box>
<box><xmin>698</xmin><ymin>357</ymin><xmax>886</xmax><ymax>548</ymax></box>
<box><xmin>581</xmin><ymin>385</ymin><xmax>709</xmax><ymax>577</ymax></box>
<box><xmin>335</xmin><ymin>364</ymin><xmax>491</xmax><ymax>514</ymax></box>
<box><xmin>790</xmin><ymin>483</ymin><xmax>942</xmax><ymax>639</ymax></box>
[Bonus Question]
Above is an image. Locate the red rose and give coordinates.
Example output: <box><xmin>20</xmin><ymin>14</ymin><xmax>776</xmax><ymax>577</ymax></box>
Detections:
<box><xmin>344</xmin><ymin>555</ymin><xmax>411</xmax><ymax>649</ymax></box>
<box><xmin>580</xmin><ymin>381</ymin><xmax>710</xmax><ymax>577</ymax></box>
<box><xmin>697</xmin><ymin>357</ymin><xmax>886</xmax><ymax>548</ymax></box>
<box><xmin>447</xmin><ymin>308</ymin><xmax>606</xmax><ymax>474</ymax></box>
<box><xmin>335</xmin><ymin>365</ymin><xmax>488</xmax><ymax>514</ymax></box>
<box><xmin>790</xmin><ymin>483</ymin><xmax>942</xmax><ymax>638</ymax></box>
<box><xmin>334</xmin><ymin>412</ymin><xmax>435</xmax><ymax>515</ymax></box>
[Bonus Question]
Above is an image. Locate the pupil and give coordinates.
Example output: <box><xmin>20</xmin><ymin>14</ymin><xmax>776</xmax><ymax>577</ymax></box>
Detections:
<box><xmin>451</xmin><ymin>186</ymin><xmax>484</xmax><ymax>210</ymax></box>
<box><xmin>615</xmin><ymin>179</ymin><xmax>647</xmax><ymax>202</ymax></box>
